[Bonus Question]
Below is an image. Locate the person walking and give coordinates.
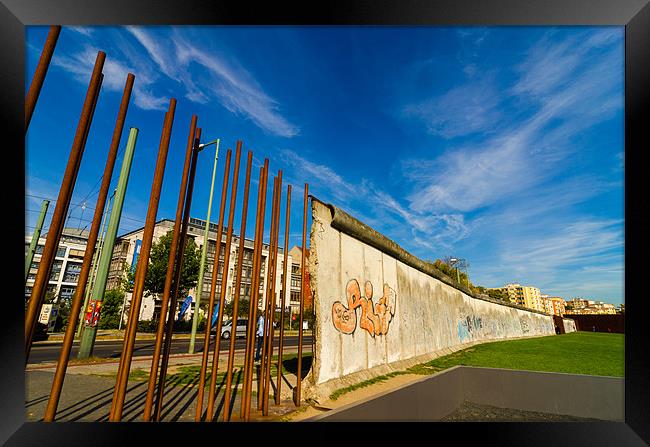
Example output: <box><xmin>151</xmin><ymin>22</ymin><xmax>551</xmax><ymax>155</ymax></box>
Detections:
<box><xmin>254</xmin><ymin>312</ymin><xmax>264</xmax><ymax>362</ymax></box>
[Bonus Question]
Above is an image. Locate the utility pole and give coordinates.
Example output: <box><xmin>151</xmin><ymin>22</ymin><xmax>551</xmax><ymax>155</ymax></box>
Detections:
<box><xmin>77</xmin><ymin>128</ymin><xmax>139</xmax><ymax>359</ymax></box>
<box><xmin>188</xmin><ymin>138</ymin><xmax>220</xmax><ymax>354</ymax></box>
<box><xmin>25</xmin><ymin>199</ymin><xmax>50</xmax><ymax>283</ymax></box>
<box><xmin>78</xmin><ymin>188</ymin><xmax>115</xmax><ymax>338</ymax></box>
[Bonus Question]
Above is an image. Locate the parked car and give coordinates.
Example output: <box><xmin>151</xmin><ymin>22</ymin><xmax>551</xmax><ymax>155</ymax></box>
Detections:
<box><xmin>219</xmin><ymin>318</ymin><xmax>248</xmax><ymax>340</ymax></box>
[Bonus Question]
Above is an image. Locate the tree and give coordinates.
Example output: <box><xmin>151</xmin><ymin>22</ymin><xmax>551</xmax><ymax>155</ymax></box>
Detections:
<box><xmin>225</xmin><ymin>298</ymin><xmax>250</xmax><ymax>319</ymax></box>
<box><xmin>143</xmin><ymin>230</ymin><xmax>200</xmax><ymax>303</ymax></box>
<box><xmin>487</xmin><ymin>288</ymin><xmax>507</xmax><ymax>302</ymax></box>
<box><xmin>99</xmin><ymin>289</ymin><xmax>125</xmax><ymax>329</ymax></box>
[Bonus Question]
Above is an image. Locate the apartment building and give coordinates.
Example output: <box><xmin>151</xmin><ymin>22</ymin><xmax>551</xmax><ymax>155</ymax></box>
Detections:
<box><xmin>25</xmin><ymin>227</ymin><xmax>89</xmax><ymax>305</ymax></box>
<box><xmin>565</xmin><ymin>298</ymin><xmax>617</xmax><ymax>315</ymax></box>
<box><xmin>547</xmin><ymin>296</ymin><xmax>566</xmax><ymax>316</ymax></box>
<box><xmin>106</xmin><ymin>217</ymin><xmax>305</xmax><ymax>323</ymax></box>
<box><xmin>491</xmin><ymin>283</ymin><xmax>544</xmax><ymax>312</ymax></box>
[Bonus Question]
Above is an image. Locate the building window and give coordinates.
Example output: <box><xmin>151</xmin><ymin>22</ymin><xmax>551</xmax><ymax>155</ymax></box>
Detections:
<box><xmin>60</xmin><ymin>286</ymin><xmax>76</xmax><ymax>300</ymax></box>
<box><xmin>68</xmin><ymin>249</ymin><xmax>85</xmax><ymax>260</ymax></box>
<box><xmin>50</xmin><ymin>260</ymin><xmax>63</xmax><ymax>281</ymax></box>
<box><xmin>56</xmin><ymin>246</ymin><xmax>67</xmax><ymax>258</ymax></box>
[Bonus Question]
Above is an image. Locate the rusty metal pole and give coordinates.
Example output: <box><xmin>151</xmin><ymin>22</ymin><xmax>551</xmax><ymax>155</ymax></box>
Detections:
<box><xmin>24</xmin><ymin>51</ymin><xmax>105</xmax><ymax>361</ymax></box>
<box><xmin>142</xmin><ymin>116</ymin><xmax>197</xmax><ymax>421</ymax></box>
<box><xmin>275</xmin><ymin>184</ymin><xmax>291</xmax><ymax>405</ymax></box>
<box><xmin>195</xmin><ymin>149</ymin><xmax>232</xmax><ymax>422</ymax></box>
<box><xmin>294</xmin><ymin>183</ymin><xmax>309</xmax><ymax>406</ymax></box>
<box><xmin>153</xmin><ymin>127</ymin><xmax>202</xmax><ymax>421</ymax></box>
<box><xmin>109</xmin><ymin>109</ymin><xmax>171</xmax><ymax>421</ymax></box>
<box><xmin>239</xmin><ymin>165</ymin><xmax>264</xmax><ymax>420</ymax></box>
<box><xmin>25</xmin><ymin>25</ymin><xmax>61</xmax><ymax>132</ymax></box>
<box><xmin>42</xmin><ymin>73</ymin><xmax>135</xmax><ymax>421</ymax></box>
<box><xmin>259</xmin><ymin>174</ymin><xmax>280</xmax><ymax>413</ymax></box>
<box><xmin>241</xmin><ymin>160</ymin><xmax>268</xmax><ymax>421</ymax></box>
<box><xmin>258</xmin><ymin>175</ymin><xmax>278</xmax><ymax>411</ymax></box>
<box><xmin>108</xmin><ymin>110</ymin><xmax>169</xmax><ymax>421</ymax></box>
<box><xmin>263</xmin><ymin>171</ymin><xmax>282</xmax><ymax>415</ymax></box>
<box><xmin>221</xmin><ymin>150</ymin><xmax>252</xmax><ymax>421</ymax></box>
<box><xmin>240</xmin><ymin>164</ymin><xmax>264</xmax><ymax>417</ymax></box>
<box><xmin>109</xmin><ymin>99</ymin><xmax>176</xmax><ymax>422</ymax></box>
<box><xmin>206</xmin><ymin>142</ymin><xmax>242</xmax><ymax>421</ymax></box>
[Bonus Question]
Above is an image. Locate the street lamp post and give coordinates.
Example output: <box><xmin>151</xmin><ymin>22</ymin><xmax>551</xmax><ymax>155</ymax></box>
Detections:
<box><xmin>449</xmin><ymin>257</ymin><xmax>461</xmax><ymax>284</ymax></box>
<box><xmin>188</xmin><ymin>138</ymin><xmax>220</xmax><ymax>354</ymax></box>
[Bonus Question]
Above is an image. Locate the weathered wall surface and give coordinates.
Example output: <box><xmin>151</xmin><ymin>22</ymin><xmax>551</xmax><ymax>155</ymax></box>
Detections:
<box><xmin>563</xmin><ymin>318</ymin><xmax>577</xmax><ymax>333</ymax></box>
<box><xmin>305</xmin><ymin>198</ymin><xmax>555</xmax><ymax>398</ymax></box>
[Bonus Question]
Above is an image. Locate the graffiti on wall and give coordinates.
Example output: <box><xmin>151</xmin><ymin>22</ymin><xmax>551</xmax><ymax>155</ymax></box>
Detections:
<box><xmin>457</xmin><ymin>314</ymin><xmax>484</xmax><ymax>342</ymax></box>
<box><xmin>332</xmin><ymin>279</ymin><xmax>397</xmax><ymax>337</ymax></box>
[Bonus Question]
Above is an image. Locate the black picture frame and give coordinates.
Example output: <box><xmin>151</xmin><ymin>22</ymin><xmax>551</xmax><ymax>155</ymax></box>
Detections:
<box><xmin>4</xmin><ymin>0</ymin><xmax>648</xmax><ymax>445</ymax></box>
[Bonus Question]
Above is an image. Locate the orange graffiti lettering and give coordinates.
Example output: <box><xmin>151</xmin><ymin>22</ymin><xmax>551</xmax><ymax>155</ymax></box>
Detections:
<box><xmin>332</xmin><ymin>279</ymin><xmax>396</xmax><ymax>337</ymax></box>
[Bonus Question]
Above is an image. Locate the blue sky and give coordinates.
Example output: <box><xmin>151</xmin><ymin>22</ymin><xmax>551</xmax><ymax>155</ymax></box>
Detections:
<box><xmin>25</xmin><ymin>26</ymin><xmax>624</xmax><ymax>305</ymax></box>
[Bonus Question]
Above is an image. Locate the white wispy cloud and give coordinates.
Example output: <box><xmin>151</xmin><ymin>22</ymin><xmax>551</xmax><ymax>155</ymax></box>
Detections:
<box><xmin>403</xmin><ymin>75</ymin><xmax>502</xmax><ymax>139</ymax></box>
<box><xmin>68</xmin><ymin>26</ymin><xmax>94</xmax><ymax>37</ymax></box>
<box><xmin>402</xmin><ymin>28</ymin><xmax>622</xmax><ymax>215</ymax></box>
<box><xmin>279</xmin><ymin>148</ymin><xmax>469</xmax><ymax>255</ymax></box>
<box><xmin>53</xmin><ymin>26</ymin><xmax>299</xmax><ymax>131</ymax></box>
<box><xmin>125</xmin><ymin>27</ymin><xmax>299</xmax><ymax>137</ymax></box>
<box><xmin>396</xmin><ymin>28</ymin><xmax>624</xmax><ymax>301</ymax></box>
<box><xmin>52</xmin><ymin>44</ymin><xmax>168</xmax><ymax>111</ymax></box>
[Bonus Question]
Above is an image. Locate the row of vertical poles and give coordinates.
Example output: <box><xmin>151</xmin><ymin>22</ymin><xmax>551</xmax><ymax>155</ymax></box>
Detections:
<box><xmin>276</xmin><ymin>184</ymin><xmax>291</xmax><ymax>405</ymax></box>
<box><xmin>76</xmin><ymin>78</ymin><xmax>136</xmax><ymax>360</ymax></box>
<box><xmin>24</xmin><ymin>50</ymin><xmax>106</xmax><ymax>362</ymax></box>
<box><xmin>205</xmin><ymin>142</ymin><xmax>243</xmax><ymax>421</ymax></box>
<box><xmin>188</xmin><ymin>139</ymin><xmax>221</xmax><ymax>354</ymax></box>
<box><xmin>240</xmin><ymin>159</ymin><xmax>269</xmax><ymax>421</ymax></box>
<box><xmin>23</xmin><ymin>34</ymin><xmax>141</xmax><ymax>419</ymax></box>
<box><xmin>261</xmin><ymin>171</ymin><xmax>282</xmax><ymax>415</ymax></box>
<box><xmin>221</xmin><ymin>150</ymin><xmax>253</xmax><ymax>421</ymax></box>
<box><xmin>194</xmin><ymin>149</ymin><xmax>233</xmax><ymax>421</ymax></box>
<box><xmin>238</xmin><ymin>177</ymin><xmax>308</xmax><ymax>420</ymax></box>
<box><xmin>154</xmin><ymin>126</ymin><xmax>203</xmax><ymax>421</ymax></box>
<box><xmin>142</xmin><ymin>116</ymin><xmax>198</xmax><ymax>421</ymax></box>
<box><xmin>108</xmin><ymin>98</ymin><xmax>177</xmax><ymax>422</ymax></box>
<box><xmin>24</xmin><ymin>28</ymin><xmax>313</xmax><ymax>420</ymax></box>
<box><xmin>43</xmin><ymin>70</ymin><xmax>136</xmax><ymax>419</ymax></box>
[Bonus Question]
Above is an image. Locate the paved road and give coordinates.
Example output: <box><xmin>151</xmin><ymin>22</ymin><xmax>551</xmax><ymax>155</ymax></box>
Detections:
<box><xmin>29</xmin><ymin>334</ymin><xmax>314</xmax><ymax>364</ymax></box>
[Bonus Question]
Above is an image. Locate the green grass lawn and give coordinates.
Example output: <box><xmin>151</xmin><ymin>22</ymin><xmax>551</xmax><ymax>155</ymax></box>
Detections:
<box><xmin>425</xmin><ymin>331</ymin><xmax>624</xmax><ymax>377</ymax></box>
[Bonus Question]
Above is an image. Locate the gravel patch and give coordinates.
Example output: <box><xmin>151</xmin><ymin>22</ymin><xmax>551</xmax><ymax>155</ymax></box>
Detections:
<box><xmin>441</xmin><ymin>401</ymin><xmax>604</xmax><ymax>422</ymax></box>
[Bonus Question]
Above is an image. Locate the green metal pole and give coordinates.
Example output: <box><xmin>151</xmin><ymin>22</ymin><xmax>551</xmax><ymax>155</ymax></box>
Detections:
<box><xmin>78</xmin><ymin>128</ymin><xmax>138</xmax><ymax>359</ymax></box>
<box><xmin>188</xmin><ymin>139</ymin><xmax>219</xmax><ymax>354</ymax></box>
<box><xmin>77</xmin><ymin>188</ymin><xmax>115</xmax><ymax>338</ymax></box>
<box><xmin>25</xmin><ymin>199</ymin><xmax>50</xmax><ymax>283</ymax></box>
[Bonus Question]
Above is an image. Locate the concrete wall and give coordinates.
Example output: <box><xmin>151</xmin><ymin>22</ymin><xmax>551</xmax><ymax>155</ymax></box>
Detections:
<box><xmin>305</xmin><ymin>198</ymin><xmax>555</xmax><ymax>399</ymax></box>
<box><xmin>567</xmin><ymin>314</ymin><xmax>624</xmax><ymax>333</ymax></box>
<box><xmin>563</xmin><ymin>317</ymin><xmax>577</xmax><ymax>333</ymax></box>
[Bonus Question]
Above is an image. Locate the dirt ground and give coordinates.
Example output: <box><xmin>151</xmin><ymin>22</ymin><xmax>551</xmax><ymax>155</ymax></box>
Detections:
<box><xmin>441</xmin><ymin>401</ymin><xmax>604</xmax><ymax>422</ymax></box>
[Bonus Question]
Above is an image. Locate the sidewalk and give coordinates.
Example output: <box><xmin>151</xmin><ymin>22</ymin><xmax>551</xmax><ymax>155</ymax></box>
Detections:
<box><xmin>25</xmin><ymin>345</ymin><xmax>312</xmax><ymax>422</ymax></box>
<box><xmin>35</xmin><ymin>329</ymin><xmax>306</xmax><ymax>343</ymax></box>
